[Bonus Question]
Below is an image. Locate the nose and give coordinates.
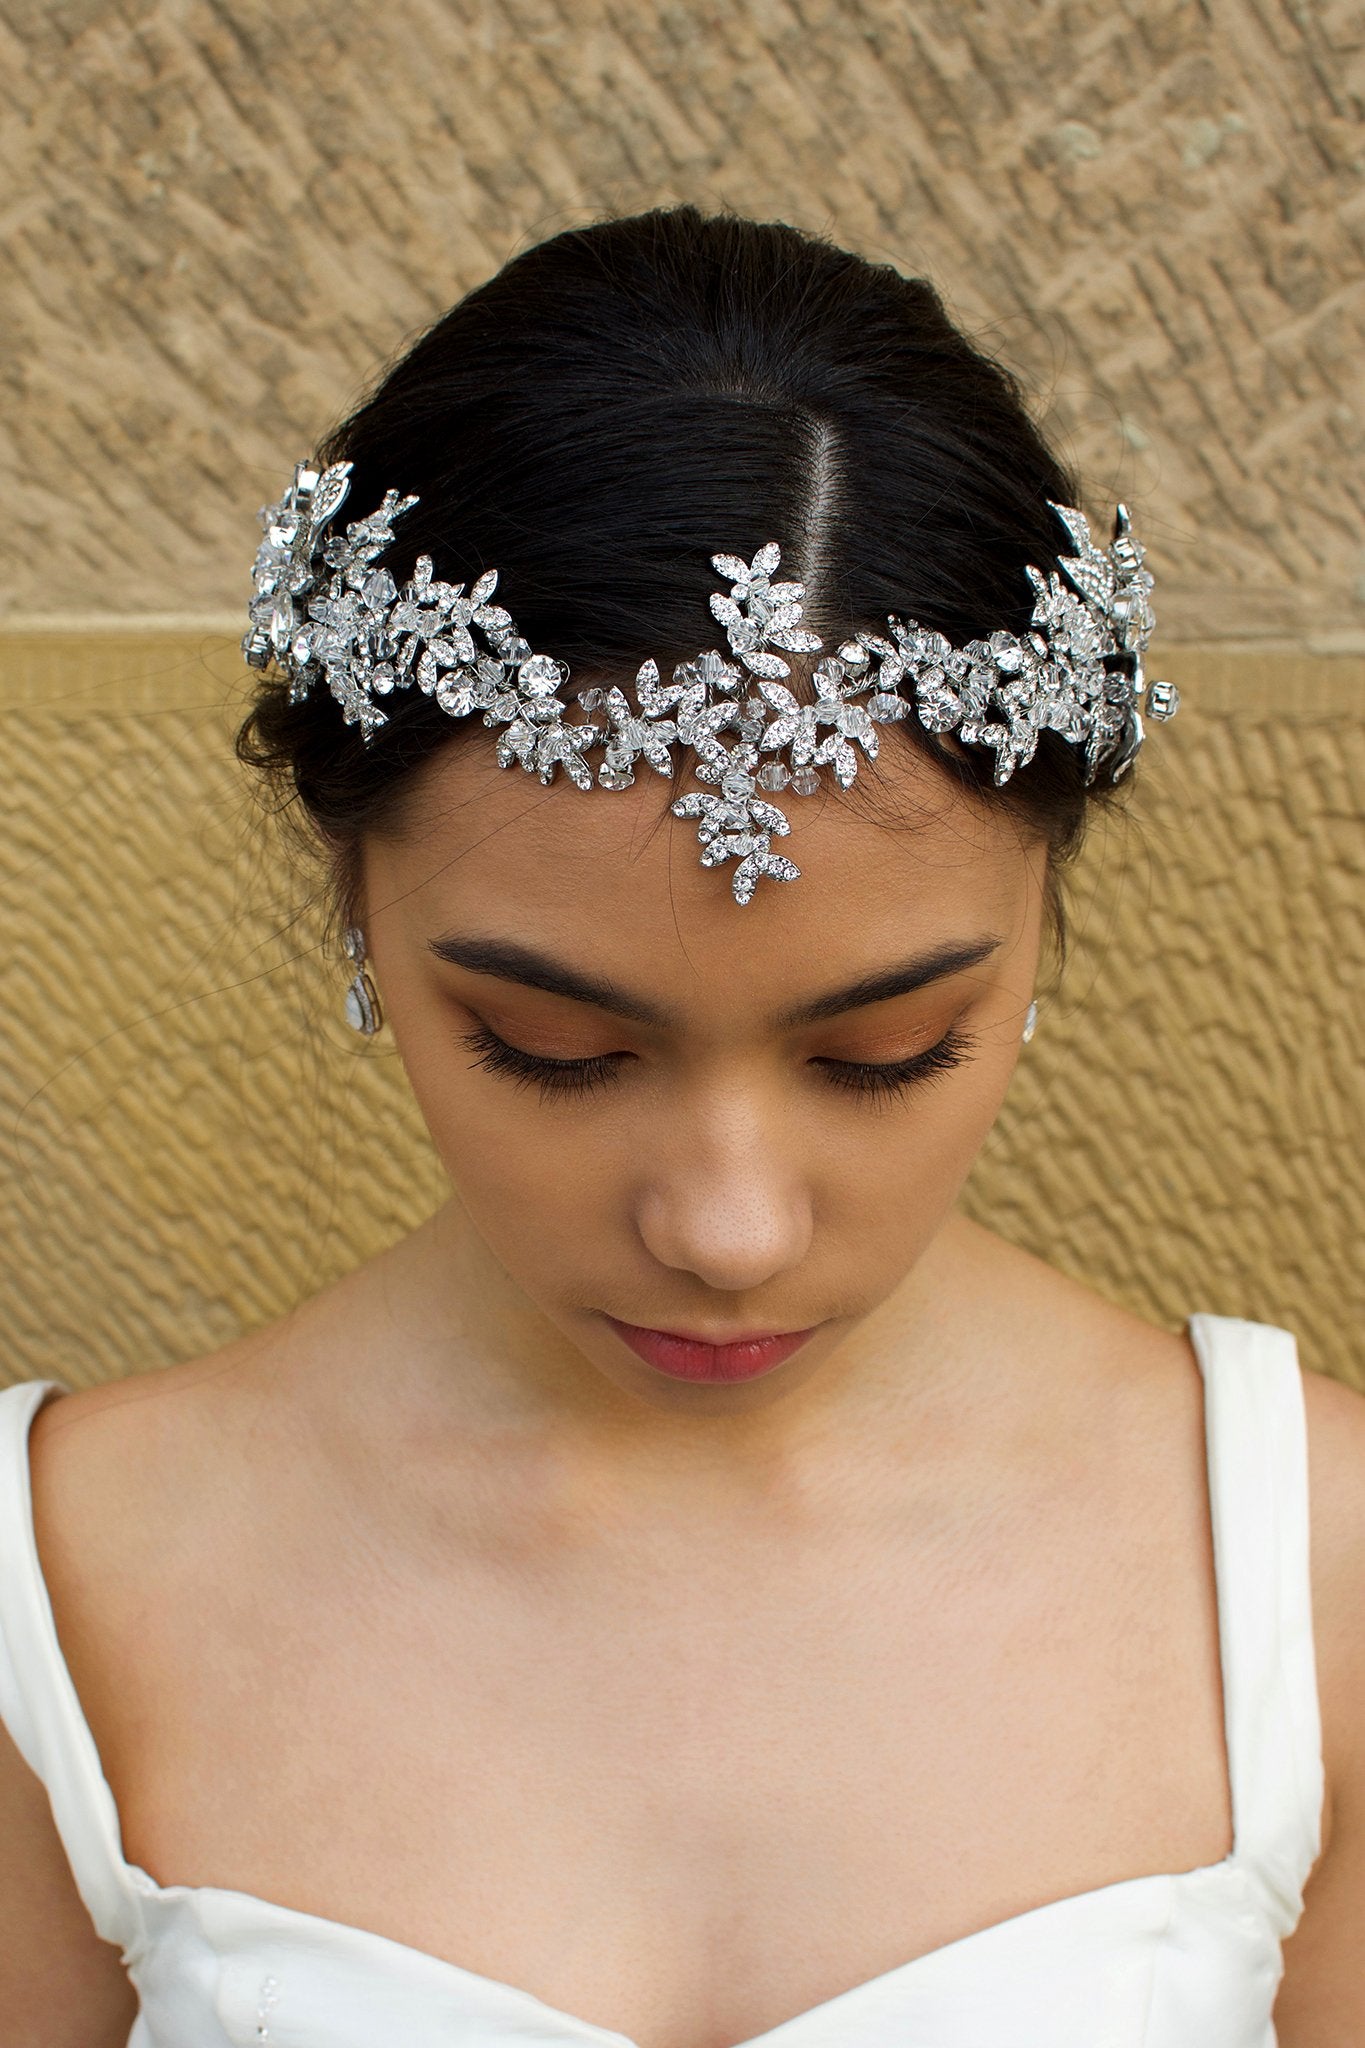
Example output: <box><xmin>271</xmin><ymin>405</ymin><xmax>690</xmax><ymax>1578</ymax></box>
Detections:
<box><xmin>632</xmin><ymin>1085</ymin><xmax>816</xmax><ymax>1295</ymax></box>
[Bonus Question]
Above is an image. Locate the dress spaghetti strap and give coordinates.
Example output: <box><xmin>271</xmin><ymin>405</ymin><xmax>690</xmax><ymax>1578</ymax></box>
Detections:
<box><xmin>1187</xmin><ymin>1313</ymin><xmax>1325</xmax><ymax>1936</ymax></box>
<box><xmin>0</xmin><ymin>1378</ymin><xmax>147</xmax><ymax>1960</ymax></box>
<box><xmin>0</xmin><ymin>1332</ymin><xmax>1330</xmax><ymax>2045</ymax></box>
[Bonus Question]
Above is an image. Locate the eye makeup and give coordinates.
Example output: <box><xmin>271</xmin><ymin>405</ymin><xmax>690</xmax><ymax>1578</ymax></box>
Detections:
<box><xmin>456</xmin><ymin>1021</ymin><xmax>978</xmax><ymax>1107</ymax></box>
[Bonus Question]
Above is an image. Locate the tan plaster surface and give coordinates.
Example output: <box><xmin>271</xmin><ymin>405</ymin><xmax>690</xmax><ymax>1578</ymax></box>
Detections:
<box><xmin>2</xmin><ymin>0</ymin><xmax>1364</xmax><ymax>640</ymax></box>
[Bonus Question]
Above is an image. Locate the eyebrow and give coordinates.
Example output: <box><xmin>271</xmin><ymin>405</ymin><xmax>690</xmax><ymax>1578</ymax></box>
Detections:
<box><xmin>426</xmin><ymin>930</ymin><xmax>1003</xmax><ymax>1030</ymax></box>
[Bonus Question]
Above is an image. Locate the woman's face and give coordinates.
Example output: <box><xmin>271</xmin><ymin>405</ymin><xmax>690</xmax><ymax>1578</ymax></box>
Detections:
<box><xmin>361</xmin><ymin>730</ymin><xmax>1048</xmax><ymax>1414</ymax></box>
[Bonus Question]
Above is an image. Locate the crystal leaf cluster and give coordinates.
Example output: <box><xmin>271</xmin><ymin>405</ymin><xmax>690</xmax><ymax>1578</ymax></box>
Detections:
<box><xmin>245</xmin><ymin>460</ymin><xmax>1176</xmax><ymax>906</ymax></box>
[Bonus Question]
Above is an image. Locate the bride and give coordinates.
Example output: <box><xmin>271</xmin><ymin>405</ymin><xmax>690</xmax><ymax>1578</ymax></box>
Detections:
<box><xmin>3</xmin><ymin>205</ymin><xmax>1361</xmax><ymax>2048</ymax></box>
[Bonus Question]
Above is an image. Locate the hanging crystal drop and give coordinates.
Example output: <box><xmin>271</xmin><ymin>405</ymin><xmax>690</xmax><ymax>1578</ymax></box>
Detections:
<box><xmin>344</xmin><ymin>971</ymin><xmax>382</xmax><ymax>1035</ymax></box>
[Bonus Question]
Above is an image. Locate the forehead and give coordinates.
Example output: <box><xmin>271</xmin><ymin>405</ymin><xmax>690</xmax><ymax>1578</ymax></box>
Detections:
<box><xmin>365</xmin><ymin>730</ymin><xmax>1039</xmax><ymax>1001</ymax></box>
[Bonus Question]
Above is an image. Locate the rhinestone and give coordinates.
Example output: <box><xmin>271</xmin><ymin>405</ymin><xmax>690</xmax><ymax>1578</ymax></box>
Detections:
<box><xmin>255</xmin><ymin>1972</ymin><xmax>281</xmax><ymax>2041</ymax></box>
<box><xmin>518</xmin><ymin>653</ymin><xmax>564</xmax><ymax>697</ymax></box>
<box><xmin>344</xmin><ymin>973</ymin><xmax>380</xmax><ymax>1035</ymax></box>
<box><xmin>246</xmin><ymin>459</ymin><xmax>1167</xmax><ymax>912</ymax></box>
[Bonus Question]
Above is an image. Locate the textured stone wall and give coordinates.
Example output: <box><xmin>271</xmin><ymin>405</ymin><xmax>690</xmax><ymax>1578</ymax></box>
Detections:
<box><xmin>3</xmin><ymin>0</ymin><xmax>1362</xmax><ymax>1390</ymax></box>
<box><xmin>4</xmin><ymin>0</ymin><xmax>1364</xmax><ymax>642</ymax></box>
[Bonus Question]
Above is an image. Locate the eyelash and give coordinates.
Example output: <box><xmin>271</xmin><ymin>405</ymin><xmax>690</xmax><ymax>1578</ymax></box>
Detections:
<box><xmin>457</xmin><ymin>1023</ymin><xmax>977</xmax><ymax>1107</ymax></box>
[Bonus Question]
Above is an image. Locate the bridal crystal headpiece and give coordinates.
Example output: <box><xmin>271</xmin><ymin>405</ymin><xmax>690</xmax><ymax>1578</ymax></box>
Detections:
<box><xmin>244</xmin><ymin>460</ymin><xmax>1177</xmax><ymax>905</ymax></box>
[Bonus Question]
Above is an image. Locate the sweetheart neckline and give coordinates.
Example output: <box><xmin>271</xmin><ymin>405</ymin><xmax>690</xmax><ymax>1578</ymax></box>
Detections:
<box><xmin>141</xmin><ymin>1850</ymin><xmax>1250</xmax><ymax>2047</ymax></box>
<box><xmin>11</xmin><ymin>1373</ymin><xmax>1255</xmax><ymax>2047</ymax></box>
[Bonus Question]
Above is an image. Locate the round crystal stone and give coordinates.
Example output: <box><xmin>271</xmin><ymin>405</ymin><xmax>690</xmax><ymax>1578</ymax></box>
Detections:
<box><xmin>721</xmin><ymin>770</ymin><xmax>754</xmax><ymax>799</ymax></box>
<box><xmin>599</xmin><ymin>761</ymin><xmax>634</xmax><ymax>790</ymax></box>
<box><xmin>791</xmin><ymin>767</ymin><xmax>821</xmax><ymax>796</ymax></box>
<box><xmin>577</xmin><ymin>687</ymin><xmax>605</xmax><ymax>712</ymax></box>
<box><xmin>518</xmin><ymin>653</ymin><xmax>564</xmax><ymax>697</ymax></box>
<box><xmin>757</xmin><ymin>763</ymin><xmax>790</xmax><ymax>790</ymax></box>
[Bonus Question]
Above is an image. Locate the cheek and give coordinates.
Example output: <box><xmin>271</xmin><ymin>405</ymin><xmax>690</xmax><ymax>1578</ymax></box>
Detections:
<box><xmin>839</xmin><ymin>1050</ymin><xmax>1018</xmax><ymax>1258</ymax></box>
<box><xmin>396</xmin><ymin>1022</ymin><xmax>618</xmax><ymax>1267</ymax></box>
<box><xmin>389</xmin><ymin>989</ymin><xmax>1021</xmax><ymax>1305</ymax></box>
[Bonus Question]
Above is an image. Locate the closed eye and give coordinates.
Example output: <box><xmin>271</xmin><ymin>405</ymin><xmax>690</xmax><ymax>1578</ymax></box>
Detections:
<box><xmin>810</xmin><ymin>1028</ymin><xmax>977</xmax><ymax>1103</ymax></box>
<box><xmin>458</xmin><ymin>1025</ymin><xmax>626</xmax><ymax>1101</ymax></box>
<box><xmin>458</xmin><ymin>1024</ymin><xmax>977</xmax><ymax>1106</ymax></box>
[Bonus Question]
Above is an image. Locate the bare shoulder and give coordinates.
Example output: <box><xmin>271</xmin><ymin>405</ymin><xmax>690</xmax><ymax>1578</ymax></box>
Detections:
<box><xmin>1298</xmin><ymin>1362</ymin><xmax>1365</xmax><ymax>1809</ymax></box>
<box><xmin>1272</xmin><ymin>1357</ymin><xmax>1365</xmax><ymax>2042</ymax></box>
<box><xmin>29</xmin><ymin>1337</ymin><xmax>272</xmax><ymax>1564</ymax></box>
<box><xmin>944</xmin><ymin>1213</ymin><xmax>1200</xmax><ymax>1396</ymax></box>
<box><xmin>25</xmin><ymin>1249</ymin><xmax>378</xmax><ymax>1539</ymax></box>
<box><xmin>24</xmin><ymin>1318</ymin><xmax>322</xmax><ymax>1750</ymax></box>
<box><xmin>1299</xmin><ymin>1356</ymin><xmax>1365</xmax><ymax>1571</ymax></box>
<box><xmin>0</xmin><ymin>1371</ymin><xmax>187</xmax><ymax>2044</ymax></box>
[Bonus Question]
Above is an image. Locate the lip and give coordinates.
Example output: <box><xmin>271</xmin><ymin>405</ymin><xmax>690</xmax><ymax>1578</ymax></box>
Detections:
<box><xmin>602</xmin><ymin>1314</ymin><xmax>819</xmax><ymax>1383</ymax></box>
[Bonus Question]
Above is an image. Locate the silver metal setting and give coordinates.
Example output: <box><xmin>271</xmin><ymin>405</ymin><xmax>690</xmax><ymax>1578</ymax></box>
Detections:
<box><xmin>341</xmin><ymin>923</ymin><xmax>382</xmax><ymax>1035</ymax></box>
<box><xmin>245</xmin><ymin>460</ymin><xmax>1174</xmax><ymax>907</ymax></box>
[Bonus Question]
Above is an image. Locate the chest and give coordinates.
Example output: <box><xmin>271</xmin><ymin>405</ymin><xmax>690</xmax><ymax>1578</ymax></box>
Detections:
<box><xmin>99</xmin><ymin>1450</ymin><xmax>1235</xmax><ymax>2048</ymax></box>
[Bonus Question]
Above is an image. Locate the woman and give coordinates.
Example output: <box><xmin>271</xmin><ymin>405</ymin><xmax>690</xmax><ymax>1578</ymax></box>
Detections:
<box><xmin>1</xmin><ymin>206</ymin><xmax>1361</xmax><ymax>2047</ymax></box>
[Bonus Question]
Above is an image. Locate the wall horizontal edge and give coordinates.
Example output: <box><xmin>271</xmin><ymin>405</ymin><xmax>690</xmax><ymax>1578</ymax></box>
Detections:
<box><xmin>0</xmin><ymin>633</ymin><xmax>1361</xmax><ymax>722</ymax></box>
<box><xmin>5</xmin><ymin>614</ymin><xmax>1365</xmax><ymax>652</ymax></box>
<box><xmin>0</xmin><ymin>614</ymin><xmax>248</xmax><ymax>635</ymax></box>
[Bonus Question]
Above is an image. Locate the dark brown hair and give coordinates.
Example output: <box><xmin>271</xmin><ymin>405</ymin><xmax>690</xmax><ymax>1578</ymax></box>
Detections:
<box><xmin>236</xmin><ymin>204</ymin><xmax>1127</xmax><ymax>953</ymax></box>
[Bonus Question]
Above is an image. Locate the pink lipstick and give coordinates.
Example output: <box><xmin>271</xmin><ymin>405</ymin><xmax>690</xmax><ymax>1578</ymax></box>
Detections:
<box><xmin>603</xmin><ymin>1315</ymin><xmax>818</xmax><ymax>1383</ymax></box>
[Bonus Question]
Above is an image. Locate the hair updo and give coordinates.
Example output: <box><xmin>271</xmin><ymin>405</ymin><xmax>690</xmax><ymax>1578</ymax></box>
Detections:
<box><xmin>236</xmin><ymin>204</ymin><xmax>1127</xmax><ymax>953</ymax></box>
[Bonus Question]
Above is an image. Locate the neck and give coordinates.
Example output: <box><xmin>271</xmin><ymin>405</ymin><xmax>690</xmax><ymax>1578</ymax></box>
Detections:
<box><xmin>351</xmin><ymin>1197</ymin><xmax>1011</xmax><ymax>1511</ymax></box>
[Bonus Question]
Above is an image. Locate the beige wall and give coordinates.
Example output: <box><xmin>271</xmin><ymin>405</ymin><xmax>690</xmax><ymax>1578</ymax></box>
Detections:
<box><xmin>3</xmin><ymin>2</ymin><xmax>1362</xmax><ymax>1390</ymax></box>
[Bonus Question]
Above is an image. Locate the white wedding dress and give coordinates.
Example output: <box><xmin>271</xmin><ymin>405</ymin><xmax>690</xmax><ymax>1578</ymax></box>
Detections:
<box><xmin>0</xmin><ymin>1313</ymin><xmax>1323</xmax><ymax>2046</ymax></box>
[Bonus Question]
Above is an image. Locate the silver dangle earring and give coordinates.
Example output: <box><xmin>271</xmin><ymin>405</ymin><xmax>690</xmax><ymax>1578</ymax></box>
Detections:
<box><xmin>1021</xmin><ymin>1000</ymin><xmax>1039</xmax><ymax>1044</ymax></box>
<box><xmin>342</xmin><ymin>925</ymin><xmax>383</xmax><ymax>1036</ymax></box>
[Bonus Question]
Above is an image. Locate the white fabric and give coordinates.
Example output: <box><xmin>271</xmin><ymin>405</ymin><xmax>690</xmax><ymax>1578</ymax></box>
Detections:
<box><xmin>0</xmin><ymin>1312</ymin><xmax>1325</xmax><ymax>2047</ymax></box>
